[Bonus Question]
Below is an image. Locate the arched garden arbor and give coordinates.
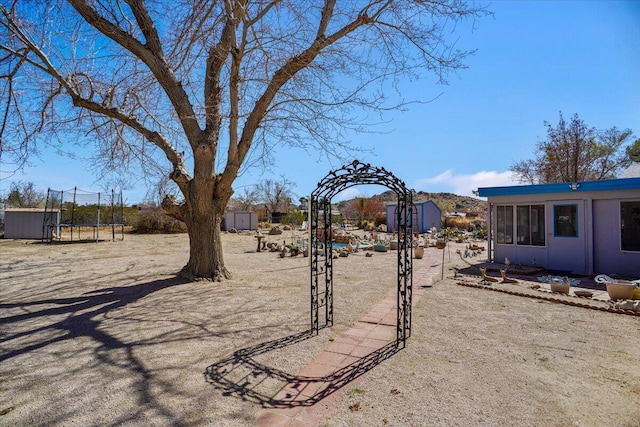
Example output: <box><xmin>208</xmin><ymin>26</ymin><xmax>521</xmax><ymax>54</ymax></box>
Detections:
<box><xmin>310</xmin><ymin>161</ymin><xmax>414</xmax><ymax>348</ymax></box>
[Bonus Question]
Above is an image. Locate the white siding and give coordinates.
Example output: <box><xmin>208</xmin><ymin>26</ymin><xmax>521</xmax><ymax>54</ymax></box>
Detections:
<box><xmin>5</xmin><ymin>209</ymin><xmax>60</xmax><ymax>239</ymax></box>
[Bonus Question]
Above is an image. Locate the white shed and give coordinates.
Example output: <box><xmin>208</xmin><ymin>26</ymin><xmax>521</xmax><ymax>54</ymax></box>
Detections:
<box><xmin>222</xmin><ymin>211</ymin><xmax>258</xmax><ymax>231</ymax></box>
<box><xmin>4</xmin><ymin>208</ymin><xmax>60</xmax><ymax>240</ymax></box>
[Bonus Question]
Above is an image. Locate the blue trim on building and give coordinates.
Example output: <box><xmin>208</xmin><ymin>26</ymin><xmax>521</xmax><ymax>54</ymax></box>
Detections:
<box><xmin>478</xmin><ymin>177</ymin><xmax>640</xmax><ymax>197</ymax></box>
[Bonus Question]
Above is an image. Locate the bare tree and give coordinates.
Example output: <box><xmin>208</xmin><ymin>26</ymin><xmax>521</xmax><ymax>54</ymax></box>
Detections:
<box><xmin>234</xmin><ymin>186</ymin><xmax>260</xmax><ymax>211</ymax></box>
<box><xmin>2</xmin><ymin>181</ymin><xmax>46</xmax><ymax>207</ymax></box>
<box><xmin>349</xmin><ymin>197</ymin><xmax>367</xmax><ymax>223</ymax></box>
<box><xmin>142</xmin><ymin>175</ymin><xmax>178</xmax><ymax>207</ymax></box>
<box><xmin>1</xmin><ymin>1</ymin><xmax>487</xmax><ymax>280</ymax></box>
<box><xmin>347</xmin><ymin>196</ymin><xmax>383</xmax><ymax>224</ymax></box>
<box><xmin>362</xmin><ymin>197</ymin><xmax>384</xmax><ymax>221</ymax></box>
<box><xmin>511</xmin><ymin>112</ymin><xmax>635</xmax><ymax>184</ymax></box>
<box><xmin>255</xmin><ymin>176</ymin><xmax>295</xmax><ymax>222</ymax></box>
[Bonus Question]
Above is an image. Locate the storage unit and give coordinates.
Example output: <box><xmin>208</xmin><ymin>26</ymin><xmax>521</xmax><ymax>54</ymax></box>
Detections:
<box><xmin>222</xmin><ymin>211</ymin><xmax>258</xmax><ymax>231</ymax></box>
<box><xmin>4</xmin><ymin>208</ymin><xmax>60</xmax><ymax>239</ymax></box>
<box><xmin>386</xmin><ymin>200</ymin><xmax>441</xmax><ymax>234</ymax></box>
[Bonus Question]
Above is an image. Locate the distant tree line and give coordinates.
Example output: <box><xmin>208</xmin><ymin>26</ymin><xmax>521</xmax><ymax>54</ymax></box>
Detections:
<box><xmin>1</xmin><ymin>181</ymin><xmax>46</xmax><ymax>208</ymax></box>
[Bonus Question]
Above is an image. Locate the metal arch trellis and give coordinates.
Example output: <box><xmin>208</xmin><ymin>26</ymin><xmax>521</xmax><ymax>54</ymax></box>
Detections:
<box><xmin>310</xmin><ymin>160</ymin><xmax>414</xmax><ymax>348</ymax></box>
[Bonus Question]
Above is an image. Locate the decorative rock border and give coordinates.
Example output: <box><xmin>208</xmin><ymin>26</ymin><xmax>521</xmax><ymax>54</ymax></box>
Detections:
<box><xmin>456</xmin><ymin>279</ymin><xmax>640</xmax><ymax>317</ymax></box>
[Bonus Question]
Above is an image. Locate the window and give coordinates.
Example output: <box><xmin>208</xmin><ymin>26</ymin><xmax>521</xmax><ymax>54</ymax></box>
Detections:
<box><xmin>496</xmin><ymin>205</ymin><xmax>513</xmax><ymax>244</ymax></box>
<box><xmin>621</xmin><ymin>201</ymin><xmax>640</xmax><ymax>252</ymax></box>
<box><xmin>517</xmin><ymin>205</ymin><xmax>545</xmax><ymax>246</ymax></box>
<box><xmin>554</xmin><ymin>204</ymin><xmax>578</xmax><ymax>237</ymax></box>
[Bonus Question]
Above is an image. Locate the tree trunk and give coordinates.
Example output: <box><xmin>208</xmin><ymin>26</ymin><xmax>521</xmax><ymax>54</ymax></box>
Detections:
<box><xmin>180</xmin><ymin>207</ymin><xmax>231</xmax><ymax>281</ymax></box>
<box><xmin>164</xmin><ymin>178</ymin><xmax>233</xmax><ymax>282</ymax></box>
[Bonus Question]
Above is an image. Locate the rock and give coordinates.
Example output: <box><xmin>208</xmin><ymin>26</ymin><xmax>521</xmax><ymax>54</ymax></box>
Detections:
<box><xmin>269</xmin><ymin>226</ymin><xmax>282</xmax><ymax>235</ymax></box>
<box><xmin>613</xmin><ymin>300</ymin><xmax>640</xmax><ymax>312</ymax></box>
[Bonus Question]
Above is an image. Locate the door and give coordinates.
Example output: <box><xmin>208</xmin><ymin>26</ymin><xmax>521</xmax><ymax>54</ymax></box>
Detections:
<box><xmin>235</xmin><ymin>212</ymin><xmax>251</xmax><ymax>230</ymax></box>
<box><xmin>547</xmin><ymin>201</ymin><xmax>587</xmax><ymax>273</ymax></box>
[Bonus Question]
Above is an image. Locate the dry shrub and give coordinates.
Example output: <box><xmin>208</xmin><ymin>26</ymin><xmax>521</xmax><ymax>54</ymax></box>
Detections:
<box><xmin>132</xmin><ymin>209</ymin><xmax>187</xmax><ymax>234</ymax></box>
<box><xmin>444</xmin><ymin>216</ymin><xmax>477</xmax><ymax>231</ymax></box>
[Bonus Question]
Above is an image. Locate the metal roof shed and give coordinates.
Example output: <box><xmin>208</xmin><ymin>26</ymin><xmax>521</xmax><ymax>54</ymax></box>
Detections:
<box><xmin>386</xmin><ymin>200</ymin><xmax>441</xmax><ymax>234</ymax></box>
<box><xmin>4</xmin><ymin>208</ymin><xmax>60</xmax><ymax>240</ymax></box>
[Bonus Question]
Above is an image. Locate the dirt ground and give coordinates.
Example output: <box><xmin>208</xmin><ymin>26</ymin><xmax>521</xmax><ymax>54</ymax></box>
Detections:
<box><xmin>1</xmin><ymin>231</ymin><xmax>638</xmax><ymax>426</ymax></box>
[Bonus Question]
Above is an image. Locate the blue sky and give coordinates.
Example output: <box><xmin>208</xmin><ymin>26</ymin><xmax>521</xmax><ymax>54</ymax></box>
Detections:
<box><xmin>2</xmin><ymin>0</ymin><xmax>639</xmax><ymax>205</ymax></box>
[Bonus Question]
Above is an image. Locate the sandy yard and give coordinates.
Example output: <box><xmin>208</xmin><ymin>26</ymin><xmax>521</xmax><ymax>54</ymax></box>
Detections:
<box><xmin>0</xmin><ymin>231</ymin><xmax>638</xmax><ymax>426</ymax></box>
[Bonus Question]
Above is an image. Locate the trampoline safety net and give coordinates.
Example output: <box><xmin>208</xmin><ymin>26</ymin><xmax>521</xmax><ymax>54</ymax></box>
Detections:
<box><xmin>42</xmin><ymin>187</ymin><xmax>125</xmax><ymax>243</ymax></box>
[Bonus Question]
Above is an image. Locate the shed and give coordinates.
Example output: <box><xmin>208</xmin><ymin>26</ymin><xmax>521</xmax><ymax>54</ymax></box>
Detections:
<box><xmin>477</xmin><ymin>178</ymin><xmax>640</xmax><ymax>278</ymax></box>
<box><xmin>4</xmin><ymin>208</ymin><xmax>60</xmax><ymax>240</ymax></box>
<box><xmin>386</xmin><ymin>200</ymin><xmax>441</xmax><ymax>234</ymax></box>
<box><xmin>222</xmin><ymin>211</ymin><xmax>258</xmax><ymax>231</ymax></box>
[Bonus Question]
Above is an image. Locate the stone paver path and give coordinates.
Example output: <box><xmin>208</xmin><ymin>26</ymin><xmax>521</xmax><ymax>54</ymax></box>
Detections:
<box><xmin>256</xmin><ymin>248</ymin><xmax>445</xmax><ymax>426</ymax></box>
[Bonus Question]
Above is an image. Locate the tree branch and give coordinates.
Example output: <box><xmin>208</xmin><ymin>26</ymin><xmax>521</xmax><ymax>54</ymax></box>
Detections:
<box><xmin>1</xmin><ymin>4</ymin><xmax>190</xmax><ymax>191</ymax></box>
<box><xmin>68</xmin><ymin>0</ymin><xmax>202</xmax><ymax>146</ymax></box>
<box><xmin>124</xmin><ymin>0</ymin><xmax>164</xmax><ymax>55</ymax></box>
<box><xmin>222</xmin><ymin>3</ymin><xmax>379</xmax><ymax>185</ymax></box>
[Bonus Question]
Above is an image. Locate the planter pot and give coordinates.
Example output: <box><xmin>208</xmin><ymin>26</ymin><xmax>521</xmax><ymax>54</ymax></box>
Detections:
<box><xmin>435</xmin><ymin>240</ymin><xmax>446</xmax><ymax>249</ymax></box>
<box><xmin>605</xmin><ymin>282</ymin><xmax>636</xmax><ymax>300</ymax></box>
<box><xmin>596</xmin><ymin>274</ymin><xmax>638</xmax><ymax>301</ymax></box>
<box><xmin>550</xmin><ymin>282</ymin><xmax>570</xmax><ymax>295</ymax></box>
<box><xmin>414</xmin><ymin>247</ymin><xmax>424</xmax><ymax>259</ymax></box>
<box><xmin>373</xmin><ymin>243</ymin><xmax>388</xmax><ymax>252</ymax></box>
<box><xmin>389</xmin><ymin>240</ymin><xmax>398</xmax><ymax>250</ymax></box>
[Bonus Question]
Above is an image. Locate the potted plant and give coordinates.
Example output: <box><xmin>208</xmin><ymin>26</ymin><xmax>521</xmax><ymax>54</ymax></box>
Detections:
<box><xmin>549</xmin><ymin>277</ymin><xmax>570</xmax><ymax>295</ymax></box>
<box><xmin>595</xmin><ymin>275</ymin><xmax>637</xmax><ymax>300</ymax></box>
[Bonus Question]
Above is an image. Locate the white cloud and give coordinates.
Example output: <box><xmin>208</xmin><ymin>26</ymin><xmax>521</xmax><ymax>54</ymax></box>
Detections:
<box><xmin>330</xmin><ymin>184</ymin><xmax>390</xmax><ymax>202</ymax></box>
<box><xmin>333</xmin><ymin>187</ymin><xmax>363</xmax><ymax>202</ymax></box>
<box><xmin>414</xmin><ymin>170</ymin><xmax>521</xmax><ymax>198</ymax></box>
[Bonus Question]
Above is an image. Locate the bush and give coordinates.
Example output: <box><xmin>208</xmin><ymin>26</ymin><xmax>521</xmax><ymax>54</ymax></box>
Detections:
<box><xmin>281</xmin><ymin>208</ymin><xmax>305</xmax><ymax>226</ymax></box>
<box><xmin>356</xmin><ymin>219</ymin><xmax>372</xmax><ymax>229</ymax></box>
<box><xmin>444</xmin><ymin>216</ymin><xmax>477</xmax><ymax>230</ymax></box>
<box><xmin>475</xmin><ymin>223</ymin><xmax>488</xmax><ymax>239</ymax></box>
<box><xmin>132</xmin><ymin>209</ymin><xmax>187</xmax><ymax>234</ymax></box>
<box><xmin>122</xmin><ymin>207</ymin><xmax>140</xmax><ymax>226</ymax></box>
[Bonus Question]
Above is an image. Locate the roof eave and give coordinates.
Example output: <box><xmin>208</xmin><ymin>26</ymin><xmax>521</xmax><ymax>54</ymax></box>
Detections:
<box><xmin>477</xmin><ymin>177</ymin><xmax>640</xmax><ymax>197</ymax></box>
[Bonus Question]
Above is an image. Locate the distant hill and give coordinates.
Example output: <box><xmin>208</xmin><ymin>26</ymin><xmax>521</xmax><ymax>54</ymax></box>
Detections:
<box><xmin>337</xmin><ymin>190</ymin><xmax>487</xmax><ymax>219</ymax></box>
<box><xmin>227</xmin><ymin>190</ymin><xmax>488</xmax><ymax>223</ymax></box>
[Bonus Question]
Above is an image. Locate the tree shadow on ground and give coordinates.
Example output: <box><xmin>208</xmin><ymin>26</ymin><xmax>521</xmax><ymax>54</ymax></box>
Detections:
<box><xmin>0</xmin><ymin>277</ymin><xmax>192</xmax><ymax>425</ymax></box>
<box><xmin>0</xmin><ymin>277</ymin><xmax>190</xmax><ymax>362</ymax></box>
<box><xmin>204</xmin><ymin>330</ymin><xmax>399</xmax><ymax>408</ymax></box>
